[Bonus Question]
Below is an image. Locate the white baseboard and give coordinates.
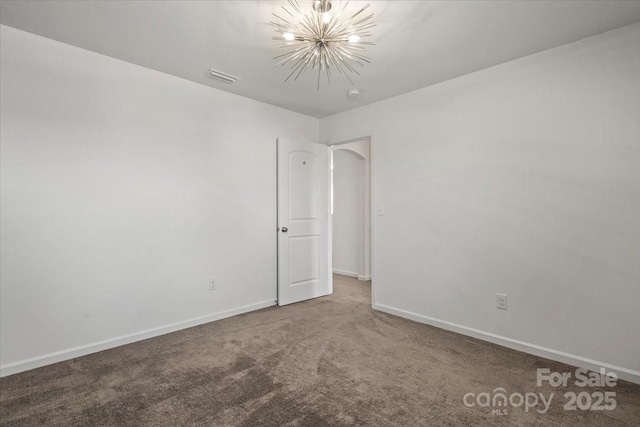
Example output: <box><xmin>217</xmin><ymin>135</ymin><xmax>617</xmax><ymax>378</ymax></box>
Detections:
<box><xmin>333</xmin><ymin>269</ymin><xmax>359</xmax><ymax>278</ymax></box>
<box><xmin>357</xmin><ymin>275</ymin><xmax>371</xmax><ymax>281</ymax></box>
<box><xmin>373</xmin><ymin>303</ymin><xmax>640</xmax><ymax>385</ymax></box>
<box><xmin>0</xmin><ymin>299</ymin><xmax>276</xmax><ymax>378</ymax></box>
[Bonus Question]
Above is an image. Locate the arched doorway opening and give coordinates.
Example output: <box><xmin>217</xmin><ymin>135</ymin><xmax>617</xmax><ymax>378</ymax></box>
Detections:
<box><xmin>331</xmin><ymin>139</ymin><xmax>371</xmax><ymax>282</ymax></box>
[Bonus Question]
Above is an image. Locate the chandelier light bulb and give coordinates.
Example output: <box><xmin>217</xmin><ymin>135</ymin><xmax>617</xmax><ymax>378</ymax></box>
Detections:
<box><xmin>282</xmin><ymin>32</ymin><xmax>295</xmax><ymax>41</ymax></box>
<box><xmin>348</xmin><ymin>34</ymin><xmax>361</xmax><ymax>43</ymax></box>
<box><xmin>323</xmin><ymin>12</ymin><xmax>332</xmax><ymax>23</ymax></box>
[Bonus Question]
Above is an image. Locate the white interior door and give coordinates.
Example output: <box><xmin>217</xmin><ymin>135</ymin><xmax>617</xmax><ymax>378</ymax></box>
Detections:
<box><xmin>277</xmin><ymin>138</ymin><xmax>331</xmax><ymax>306</ymax></box>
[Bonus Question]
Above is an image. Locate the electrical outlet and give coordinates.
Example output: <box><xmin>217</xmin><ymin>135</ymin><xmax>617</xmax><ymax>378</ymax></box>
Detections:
<box><xmin>209</xmin><ymin>278</ymin><xmax>217</xmax><ymax>291</ymax></box>
<box><xmin>496</xmin><ymin>294</ymin><xmax>507</xmax><ymax>310</ymax></box>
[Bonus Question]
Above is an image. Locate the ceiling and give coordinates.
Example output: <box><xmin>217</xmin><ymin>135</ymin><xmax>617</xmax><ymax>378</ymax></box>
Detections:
<box><xmin>1</xmin><ymin>1</ymin><xmax>640</xmax><ymax>118</ymax></box>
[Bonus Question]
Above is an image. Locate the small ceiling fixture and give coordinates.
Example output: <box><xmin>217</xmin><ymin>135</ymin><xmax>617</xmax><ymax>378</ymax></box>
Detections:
<box><xmin>205</xmin><ymin>68</ymin><xmax>239</xmax><ymax>84</ymax></box>
<box><xmin>347</xmin><ymin>88</ymin><xmax>360</xmax><ymax>99</ymax></box>
<box><xmin>271</xmin><ymin>0</ymin><xmax>375</xmax><ymax>89</ymax></box>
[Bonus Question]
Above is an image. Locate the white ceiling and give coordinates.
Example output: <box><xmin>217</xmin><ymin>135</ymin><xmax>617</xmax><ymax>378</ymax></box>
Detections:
<box><xmin>1</xmin><ymin>1</ymin><xmax>640</xmax><ymax>118</ymax></box>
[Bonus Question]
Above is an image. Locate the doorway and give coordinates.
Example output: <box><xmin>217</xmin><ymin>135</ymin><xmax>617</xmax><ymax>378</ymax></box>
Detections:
<box><xmin>330</xmin><ymin>139</ymin><xmax>371</xmax><ymax>283</ymax></box>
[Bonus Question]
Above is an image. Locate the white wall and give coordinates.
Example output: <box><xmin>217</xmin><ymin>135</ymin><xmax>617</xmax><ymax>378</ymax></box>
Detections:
<box><xmin>3</xmin><ymin>20</ymin><xmax>639</xmax><ymax>383</ymax></box>
<box><xmin>0</xmin><ymin>25</ymin><xmax>318</xmax><ymax>375</ymax></box>
<box><xmin>321</xmin><ymin>23</ymin><xmax>640</xmax><ymax>382</ymax></box>
<box><xmin>332</xmin><ymin>149</ymin><xmax>362</xmax><ymax>276</ymax></box>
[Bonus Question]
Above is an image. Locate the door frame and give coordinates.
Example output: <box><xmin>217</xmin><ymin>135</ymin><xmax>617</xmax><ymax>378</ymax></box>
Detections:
<box><xmin>275</xmin><ymin>135</ymin><xmax>374</xmax><ymax>307</ymax></box>
<box><xmin>330</xmin><ymin>141</ymin><xmax>371</xmax><ymax>281</ymax></box>
<box><xmin>328</xmin><ymin>136</ymin><xmax>375</xmax><ymax>308</ymax></box>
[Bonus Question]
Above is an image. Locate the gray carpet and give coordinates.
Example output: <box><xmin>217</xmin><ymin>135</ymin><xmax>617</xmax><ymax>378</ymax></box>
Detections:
<box><xmin>1</xmin><ymin>274</ymin><xmax>639</xmax><ymax>426</ymax></box>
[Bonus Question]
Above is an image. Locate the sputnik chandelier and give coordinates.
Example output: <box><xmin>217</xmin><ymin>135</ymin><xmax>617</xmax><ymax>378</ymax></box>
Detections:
<box><xmin>271</xmin><ymin>0</ymin><xmax>375</xmax><ymax>89</ymax></box>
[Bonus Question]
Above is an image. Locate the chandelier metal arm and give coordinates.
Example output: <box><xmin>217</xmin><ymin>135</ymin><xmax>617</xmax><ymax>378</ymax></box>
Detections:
<box><xmin>287</xmin><ymin>0</ymin><xmax>302</xmax><ymax>14</ymax></box>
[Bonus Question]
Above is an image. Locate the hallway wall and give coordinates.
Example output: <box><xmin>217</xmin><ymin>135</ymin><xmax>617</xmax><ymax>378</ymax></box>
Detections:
<box><xmin>332</xmin><ymin>149</ymin><xmax>362</xmax><ymax>277</ymax></box>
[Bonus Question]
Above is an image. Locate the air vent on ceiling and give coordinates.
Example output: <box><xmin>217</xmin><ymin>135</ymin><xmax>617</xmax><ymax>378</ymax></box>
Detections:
<box><xmin>206</xmin><ymin>68</ymin><xmax>239</xmax><ymax>84</ymax></box>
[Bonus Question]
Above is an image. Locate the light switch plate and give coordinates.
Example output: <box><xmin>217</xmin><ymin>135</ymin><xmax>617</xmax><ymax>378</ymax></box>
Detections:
<box><xmin>496</xmin><ymin>294</ymin><xmax>507</xmax><ymax>310</ymax></box>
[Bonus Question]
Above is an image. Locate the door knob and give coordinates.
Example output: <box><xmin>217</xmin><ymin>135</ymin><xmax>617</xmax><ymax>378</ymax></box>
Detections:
<box><xmin>281</xmin><ymin>227</ymin><xmax>288</xmax><ymax>232</ymax></box>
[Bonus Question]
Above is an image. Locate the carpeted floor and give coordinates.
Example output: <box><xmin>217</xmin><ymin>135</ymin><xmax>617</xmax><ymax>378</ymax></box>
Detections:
<box><xmin>1</xmin><ymin>274</ymin><xmax>639</xmax><ymax>426</ymax></box>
